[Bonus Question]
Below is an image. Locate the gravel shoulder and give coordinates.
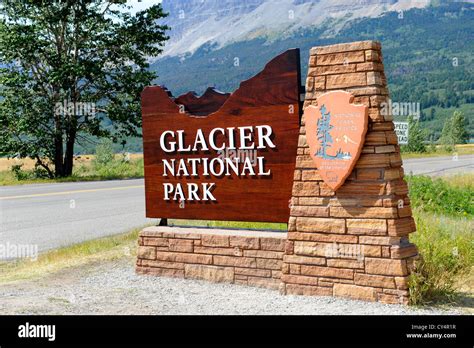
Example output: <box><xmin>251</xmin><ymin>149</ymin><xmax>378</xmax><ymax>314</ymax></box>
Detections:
<box><xmin>0</xmin><ymin>258</ymin><xmax>466</xmax><ymax>315</ymax></box>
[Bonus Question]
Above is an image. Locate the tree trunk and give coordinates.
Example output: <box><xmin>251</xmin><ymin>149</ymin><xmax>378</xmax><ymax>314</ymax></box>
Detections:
<box><xmin>53</xmin><ymin>89</ymin><xmax>65</xmax><ymax>178</ymax></box>
<box><xmin>63</xmin><ymin>128</ymin><xmax>76</xmax><ymax>177</ymax></box>
<box><xmin>54</xmin><ymin>131</ymin><xmax>64</xmax><ymax>177</ymax></box>
<box><xmin>63</xmin><ymin>95</ymin><xmax>78</xmax><ymax>177</ymax></box>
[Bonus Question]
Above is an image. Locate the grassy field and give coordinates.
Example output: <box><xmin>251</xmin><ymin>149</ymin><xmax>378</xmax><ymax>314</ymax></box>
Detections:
<box><xmin>400</xmin><ymin>144</ymin><xmax>474</xmax><ymax>159</ymax></box>
<box><xmin>1</xmin><ymin>144</ymin><xmax>473</xmax><ymax>186</ymax></box>
<box><xmin>406</xmin><ymin>174</ymin><xmax>473</xmax><ymax>306</ymax></box>
<box><xmin>0</xmin><ymin>154</ymin><xmax>144</xmax><ymax>186</ymax></box>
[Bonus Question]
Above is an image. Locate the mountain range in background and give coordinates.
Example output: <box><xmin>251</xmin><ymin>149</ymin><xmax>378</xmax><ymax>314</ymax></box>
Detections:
<box><xmin>157</xmin><ymin>0</ymin><xmax>431</xmax><ymax>58</ymax></box>
<box><xmin>83</xmin><ymin>1</ymin><xmax>474</xmax><ymax>153</ymax></box>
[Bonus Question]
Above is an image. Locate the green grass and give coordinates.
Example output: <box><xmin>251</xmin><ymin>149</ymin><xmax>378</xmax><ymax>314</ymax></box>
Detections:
<box><xmin>405</xmin><ymin>174</ymin><xmax>473</xmax><ymax>217</ymax></box>
<box><xmin>167</xmin><ymin>219</ymin><xmax>287</xmax><ymax>231</ymax></box>
<box><xmin>441</xmin><ymin>173</ymin><xmax>474</xmax><ymax>190</ymax></box>
<box><xmin>0</xmin><ymin>220</ymin><xmax>284</xmax><ymax>284</ymax></box>
<box><xmin>75</xmin><ymin>157</ymin><xmax>144</xmax><ymax>179</ymax></box>
<box><xmin>0</xmin><ymin>226</ymin><xmax>143</xmax><ymax>284</ymax></box>
<box><xmin>401</xmin><ymin>144</ymin><xmax>474</xmax><ymax>159</ymax></box>
<box><xmin>407</xmin><ymin>173</ymin><xmax>474</xmax><ymax>306</ymax></box>
<box><xmin>409</xmin><ymin>210</ymin><xmax>473</xmax><ymax>306</ymax></box>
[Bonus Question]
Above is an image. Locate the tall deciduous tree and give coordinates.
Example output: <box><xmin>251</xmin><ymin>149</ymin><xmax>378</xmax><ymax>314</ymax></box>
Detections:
<box><xmin>449</xmin><ymin>111</ymin><xmax>469</xmax><ymax>145</ymax></box>
<box><xmin>406</xmin><ymin>115</ymin><xmax>426</xmax><ymax>153</ymax></box>
<box><xmin>440</xmin><ymin>110</ymin><xmax>469</xmax><ymax>147</ymax></box>
<box><xmin>0</xmin><ymin>0</ymin><xmax>168</xmax><ymax>177</ymax></box>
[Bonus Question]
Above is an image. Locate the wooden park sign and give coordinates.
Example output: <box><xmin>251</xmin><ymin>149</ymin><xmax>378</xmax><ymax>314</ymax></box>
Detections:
<box><xmin>138</xmin><ymin>41</ymin><xmax>419</xmax><ymax>305</ymax></box>
<box><xmin>141</xmin><ymin>49</ymin><xmax>301</xmax><ymax>223</ymax></box>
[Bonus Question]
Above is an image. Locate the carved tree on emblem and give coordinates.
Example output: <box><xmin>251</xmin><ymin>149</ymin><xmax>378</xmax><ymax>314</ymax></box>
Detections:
<box><xmin>316</xmin><ymin>105</ymin><xmax>334</xmax><ymax>159</ymax></box>
<box><xmin>315</xmin><ymin>105</ymin><xmax>351</xmax><ymax>160</ymax></box>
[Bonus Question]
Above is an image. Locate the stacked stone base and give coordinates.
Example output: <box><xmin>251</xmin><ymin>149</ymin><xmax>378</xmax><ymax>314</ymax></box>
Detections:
<box><xmin>282</xmin><ymin>40</ymin><xmax>419</xmax><ymax>305</ymax></box>
<box><xmin>136</xmin><ymin>226</ymin><xmax>286</xmax><ymax>290</ymax></box>
<box><xmin>136</xmin><ymin>226</ymin><xmax>415</xmax><ymax>304</ymax></box>
<box><xmin>280</xmin><ymin>240</ymin><xmax>417</xmax><ymax>304</ymax></box>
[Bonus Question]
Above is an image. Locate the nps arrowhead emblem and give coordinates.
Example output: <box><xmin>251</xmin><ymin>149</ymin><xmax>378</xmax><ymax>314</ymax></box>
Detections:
<box><xmin>304</xmin><ymin>91</ymin><xmax>368</xmax><ymax>191</ymax></box>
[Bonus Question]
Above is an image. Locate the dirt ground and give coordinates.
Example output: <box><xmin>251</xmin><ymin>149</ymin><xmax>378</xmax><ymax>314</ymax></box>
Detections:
<box><xmin>0</xmin><ymin>257</ymin><xmax>470</xmax><ymax>315</ymax></box>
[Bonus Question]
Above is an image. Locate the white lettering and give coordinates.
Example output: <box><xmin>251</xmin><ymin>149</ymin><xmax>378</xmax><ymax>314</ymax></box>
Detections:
<box><xmin>188</xmin><ymin>183</ymin><xmax>200</xmax><ymax>201</ymax></box>
<box><xmin>257</xmin><ymin>157</ymin><xmax>270</xmax><ymax>175</ymax></box>
<box><xmin>176</xmin><ymin>130</ymin><xmax>191</xmax><ymax>152</ymax></box>
<box><xmin>163</xmin><ymin>183</ymin><xmax>173</xmax><ymax>200</ymax></box>
<box><xmin>162</xmin><ymin>159</ymin><xmax>175</xmax><ymax>176</ymax></box>
<box><xmin>158</xmin><ymin>124</ymin><xmax>278</xmax><ymax>202</ymax></box>
<box><xmin>239</xmin><ymin>126</ymin><xmax>254</xmax><ymax>150</ymax></box>
<box><xmin>160</xmin><ymin>131</ymin><xmax>175</xmax><ymax>153</ymax></box>
<box><xmin>209</xmin><ymin>128</ymin><xmax>225</xmax><ymax>151</ymax></box>
<box><xmin>202</xmin><ymin>183</ymin><xmax>216</xmax><ymax>201</ymax></box>
<box><xmin>256</xmin><ymin>125</ymin><xmax>276</xmax><ymax>149</ymax></box>
<box><xmin>192</xmin><ymin>129</ymin><xmax>209</xmax><ymax>151</ymax></box>
<box><xmin>18</xmin><ymin>322</ymin><xmax>55</xmax><ymax>342</ymax></box>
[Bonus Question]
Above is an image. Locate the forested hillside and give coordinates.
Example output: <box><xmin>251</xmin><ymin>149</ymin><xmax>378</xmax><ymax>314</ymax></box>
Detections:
<box><xmin>76</xmin><ymin>3</ymin><xmax>473</xmax><ymax>153</ymax></box>
<box><xmin>152</xmin><ymin>2</ymin><xmax>473</xmax><ymax>142</ymax></box>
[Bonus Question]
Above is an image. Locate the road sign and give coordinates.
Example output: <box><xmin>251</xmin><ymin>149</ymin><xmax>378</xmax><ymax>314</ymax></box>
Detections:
<box><xmin>394</xmin><ymin>121</ymin><xmax>409</xmax><ymax>145</ymax></box>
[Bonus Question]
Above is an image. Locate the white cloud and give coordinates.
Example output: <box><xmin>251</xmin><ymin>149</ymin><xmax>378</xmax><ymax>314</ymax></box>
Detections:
<box><xmin>127</xmin><ymin>0</ymin><xmax>162</xmax><ymax>15</ymax></box>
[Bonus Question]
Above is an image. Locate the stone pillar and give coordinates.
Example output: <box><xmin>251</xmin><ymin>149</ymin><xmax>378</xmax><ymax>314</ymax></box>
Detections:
<box><xmin>281</xmin><ymin>41</ymin><xmax>418</xmax><ymax>304</ymax></box>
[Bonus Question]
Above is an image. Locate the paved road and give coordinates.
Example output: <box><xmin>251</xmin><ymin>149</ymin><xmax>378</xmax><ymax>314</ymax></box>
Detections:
<box><xmin>0</xmin><ymin>155</ymin><xmax>472</xmax><ymax>257</ymax></box>
<box><xmin>402</xmin><ymin>154</ymin><xmax>473</xmax><ymax>176</ymax></box>
<box><xmin>0</xmin><ymin>179</ymin><xmax>156</xmax><ymax>258</ymax></box>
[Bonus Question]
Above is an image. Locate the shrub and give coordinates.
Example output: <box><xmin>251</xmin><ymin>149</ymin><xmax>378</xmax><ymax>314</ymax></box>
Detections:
<box><xmin>93</xmin><ymin>158</ymin><xmax>143</xmax><ymax>179</ymax></box>
<box><xmin>32</xmin><ymin>164</ymin><xmax>50</xmax><ymax>179</ymax></box>
<box><xmin>10</xmin><ymin>164</ymin><xmax>29</xmax><ymax>180</ymax></box>
<box><xmin>9</xmin><ymin>161</ymin><xmax>52</xmax><ymax>181</ymax></box>
<box><xmin>93</xmin><ymin>139</ymin><xmax>115</xmax><ymax>167</ymax></box>
<box><xmin>409</xmin><ymin>211</ymin><xmax>473</xmax><ymax>305</ymax></box>
<box><xmin>427</xmin><ymin>142</ymin><xmax>437</xmax><ymax>153</ymax></box>
<box><xmin>405</xmin><ymin>175</ymin><xmax>473</xmax><ymax>217</ymax></box>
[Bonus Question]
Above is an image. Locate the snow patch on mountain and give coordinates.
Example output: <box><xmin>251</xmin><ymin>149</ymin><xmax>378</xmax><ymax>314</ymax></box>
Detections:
<box><xmin>159</xmin><ymin>0</ymin><xmax>430</xmax><ymax>57</ymax></box>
